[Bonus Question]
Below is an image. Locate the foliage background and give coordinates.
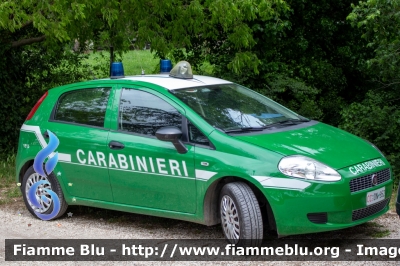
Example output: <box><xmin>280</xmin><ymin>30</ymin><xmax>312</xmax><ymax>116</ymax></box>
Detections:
<box><xmin>0</xmin><ymin>33</ymin><xmax>92</xmax><ymax>155</ymax></box>
<box><xmin>342</xmin><ymin>0</ymin><xmax>400</xmax><ymax>176</ymax></box>
<box><xmin>0</xmin><ymin>0</ymin><xmax>399</xmax><ymax>179</ymax></box>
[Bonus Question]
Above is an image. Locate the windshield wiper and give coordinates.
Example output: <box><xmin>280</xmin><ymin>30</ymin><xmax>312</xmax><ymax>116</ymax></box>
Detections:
<box><xmin>264</xmin><ymin>118</ymin><xmax>310</xmax><ymax>128</ymax></box>
<box><xmin>224</xmin><ymin>126</ymin><xmax>266</xmax><ymax>133</ymax></box>
<box><xmin>217</xmin><ymin>118</ymin><xmax>310</xmax><ymax>133</ymax></box>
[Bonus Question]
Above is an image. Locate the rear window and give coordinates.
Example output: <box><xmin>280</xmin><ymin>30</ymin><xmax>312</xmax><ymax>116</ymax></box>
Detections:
<box><xmin>53</xmin><ymin>88</ymin><xmax>111</xmax><ymax>127</ymax></box>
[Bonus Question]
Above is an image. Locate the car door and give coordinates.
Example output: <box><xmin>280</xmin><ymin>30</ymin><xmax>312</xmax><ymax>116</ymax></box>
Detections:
<box><xmin>43</xmin><ymin>86</ymin><xmax>115</xmax><ymax>201</ymax></box>
<box><xmin>107</xmin><ymin>87</ymin><xmax>196</xmax><ymax>213</ymax></box>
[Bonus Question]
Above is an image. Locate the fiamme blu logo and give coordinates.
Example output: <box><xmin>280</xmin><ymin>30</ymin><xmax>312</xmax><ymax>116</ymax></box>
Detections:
<box><xmin>29</xmin><ymin>130</ymin><xmax>61</xmax><ymax>220</ymax></box>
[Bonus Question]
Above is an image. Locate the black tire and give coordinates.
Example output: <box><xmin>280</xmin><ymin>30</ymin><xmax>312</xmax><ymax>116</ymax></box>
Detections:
<box><xmin>21</xmin><ymin>166</ymin><xmax>68</xmax><ymax>219</ymax></box>
<box><xmin>219</xmin><ymin>182</ymin><xmax>263</xmax><ymax>247</ymax></box>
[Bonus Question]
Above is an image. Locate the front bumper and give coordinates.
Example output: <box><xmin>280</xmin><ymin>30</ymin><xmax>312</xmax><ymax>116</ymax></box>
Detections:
<box><xmin>264</xmin><ymin>166</ymin><xmax>393</xmax><ymax>236</ymax></box>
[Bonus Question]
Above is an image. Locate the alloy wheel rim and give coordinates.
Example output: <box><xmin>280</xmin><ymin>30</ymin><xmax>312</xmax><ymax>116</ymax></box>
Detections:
<box><xmin>25</xmin><ymin>173</ymin><xmax>52</xmax><ymax>213</ymax></box>
<box><xmin>221</xmin><ymin>195</ymin><xmax>240</xmax><ymax>241</ymax></box>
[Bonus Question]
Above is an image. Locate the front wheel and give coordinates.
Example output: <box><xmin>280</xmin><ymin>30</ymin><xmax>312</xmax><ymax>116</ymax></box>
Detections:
<box><xmin>219</xmin><ymin>182</ymin><xmax>263</xmax><ymax>247</ymax></box>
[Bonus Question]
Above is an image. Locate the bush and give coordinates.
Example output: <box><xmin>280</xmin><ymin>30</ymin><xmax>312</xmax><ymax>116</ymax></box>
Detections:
<box><xmin>340</xmin><ymin>90</ymin><xmax>400</xmax><ymax>181</ymax></box>
<box><xmin>0</xmin><ymin>40</ymin><xmax>94</xmax><ymax>155</ymax></box>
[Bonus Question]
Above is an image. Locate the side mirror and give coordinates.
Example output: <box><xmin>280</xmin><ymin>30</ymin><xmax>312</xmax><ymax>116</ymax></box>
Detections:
<box><xmin>155</xmin><ymin>127</ymin><xmax>188</xmax><ymax>154</ymax></box>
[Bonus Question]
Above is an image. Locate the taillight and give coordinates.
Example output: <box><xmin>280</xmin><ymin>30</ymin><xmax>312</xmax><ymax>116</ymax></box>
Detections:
<box><xmin>26</xmin><ymin>91</ymin><xmax>48</xmax><ymax>120</ymax></box>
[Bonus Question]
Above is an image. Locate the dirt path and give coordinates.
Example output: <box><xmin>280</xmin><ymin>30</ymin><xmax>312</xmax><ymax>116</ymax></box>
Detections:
<box><xmin>1</xmin><ymin>199</ymin><xmax>399</xmax><ymax>265</ymax></box>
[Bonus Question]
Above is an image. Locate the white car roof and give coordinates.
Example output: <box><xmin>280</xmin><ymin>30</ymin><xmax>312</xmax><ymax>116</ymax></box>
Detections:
<box><xmin>119</xmin><ymin>74</ymin><xmax>232</xmax><ymax>90</ymax></box>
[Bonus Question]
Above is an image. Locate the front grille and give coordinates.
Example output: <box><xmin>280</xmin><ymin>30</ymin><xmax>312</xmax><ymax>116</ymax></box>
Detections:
<box><xmin>307</xmin><ymin>212</ymin><xmax>327</xmax><ymax>224</ymax></box>
<box><xmin>352</xmin><ymin>198</ymin><xmax>389</xmax><ymax>221</ymax></box>
<box><xmin>349</xmin><ymin>168</ymin><xmax>390</xmax><ymax>193</ymax></box>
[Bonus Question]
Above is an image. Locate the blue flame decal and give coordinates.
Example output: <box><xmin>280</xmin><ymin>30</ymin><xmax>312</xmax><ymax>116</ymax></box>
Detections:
<box><xmin>29</xmin><ymin>130</ymin><xmax>61</xmax><ymax>220</ymax></box>
<box><xmin>27</xmin><ymin>180</ymin><xmax>61</xmax><ymax>220</ymax></box>
<box><xmin>33</xmin><ymin>130</ymin><xmax>59</xmax><ymax>177</ymax></box>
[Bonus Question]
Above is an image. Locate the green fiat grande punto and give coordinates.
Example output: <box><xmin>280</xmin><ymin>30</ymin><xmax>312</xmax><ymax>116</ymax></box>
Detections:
<box><xmin>16</xmin><ymin>61</ymin><xmax>393</xmax><ymax>246</ymax></box>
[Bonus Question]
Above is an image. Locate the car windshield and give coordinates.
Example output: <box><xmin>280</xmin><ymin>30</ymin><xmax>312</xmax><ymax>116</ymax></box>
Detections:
<box><xmin>171</xmin><ymin>83</ymin><xmax>305</xmax><ymax>132</ymax></box>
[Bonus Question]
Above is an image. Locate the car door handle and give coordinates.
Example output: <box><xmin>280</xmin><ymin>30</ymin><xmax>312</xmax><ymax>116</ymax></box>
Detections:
<box><xmin>109</xmin><ymin>141</ymin><xmax>125</xmax><ymax>150</ymax></box>
<box><xmin>43</xmin><ymin>131</ymin><xmax>57</xmax><ymax>138</ymax></box>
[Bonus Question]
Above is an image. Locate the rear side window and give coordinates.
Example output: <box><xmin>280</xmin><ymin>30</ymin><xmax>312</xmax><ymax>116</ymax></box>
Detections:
<box><xmin>53</xmin><ymin>88</ymin><xmax>111</xmax><ymax>127</ymax></box>
<box><xmin>119</xmin><ymin>88</ymin><xmax>182</xmax><ymax>136</ymax></box>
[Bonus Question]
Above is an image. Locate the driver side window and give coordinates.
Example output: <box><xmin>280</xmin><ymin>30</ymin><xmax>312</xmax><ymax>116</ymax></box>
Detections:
<box><xmin>119</xmin><ymin>88</ymin><xmax>182</xmax><ymax>136</ymax></box>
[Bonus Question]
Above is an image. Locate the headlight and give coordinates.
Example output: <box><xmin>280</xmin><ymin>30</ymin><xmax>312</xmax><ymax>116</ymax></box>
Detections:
<box><xmin>278</xmin><ymin>155</ymin><xmax>341</xmax><ymax>181</ymax></box>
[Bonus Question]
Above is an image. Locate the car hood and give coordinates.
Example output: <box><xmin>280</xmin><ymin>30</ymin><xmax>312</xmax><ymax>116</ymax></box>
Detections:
<box><xmin>233</xmin><ymin>122</ymin><xmax>381</xmax><ymax>170</ymax></box>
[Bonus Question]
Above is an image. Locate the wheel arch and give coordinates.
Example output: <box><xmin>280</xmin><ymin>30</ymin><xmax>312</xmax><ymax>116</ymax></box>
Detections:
<box><xmin>202</xmin><ymin>176</ymin><xmax>277</xmax><ymax>232</ymax></box>
<box><xmin>19</xmin><ymin>160</ymin><xmax>34</xmax><ymax>183</ymax></box>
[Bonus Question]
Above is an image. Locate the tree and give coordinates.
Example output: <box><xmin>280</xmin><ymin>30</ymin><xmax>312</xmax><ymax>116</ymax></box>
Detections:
<box><xmin>341</xmin><ymin>0</ymin><xmax>400</xmax><ymax>175</ymax></box>
<box><xmin>0</xmin><ymin>0</ymin><xmax>290</xmax><ymax>153</ymax></box>
<box><xmin>347</xmin><ymin>0</ymin><xmax>400</xmax><ymax>85</ymax></box>
<box><xmin>0</xmin><ymin>26</ymin><xmax>93</xmax><ymax>154</ymax></box>
<box><xmin>0</xmin><ymin>0</ymin><xmax>289</xmax><ymax>71</ymax></box>
<box><xmin>182</xmin><ymin>0</ymin><xmax>375</xmax><ymax>124</ymax></box>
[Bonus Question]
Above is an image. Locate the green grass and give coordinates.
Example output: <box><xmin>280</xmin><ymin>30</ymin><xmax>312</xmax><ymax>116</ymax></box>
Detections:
<box><xmin>390</xmin><ymin>185</ymin><xmax>397</xmax><ymax>211</ymax></box>
<box><xmin>369</xmin><ymin>229</ymin><xmax>391</xmax><ymax>238</ymax></box>
<box><xmin>121</xmin><ymin>50</ymin><xmax>160</xmax><ymax>75</ymax></box>
<box><xmin>0</xmin><ymin>154</ymin><xmax>21</xmax><ymax>205</ymax></box>
<box><xmin>84</xmin><ymin>50</ymin><xmax>160</xmax><ymax>78</ymax></box>
<box><xmin>361</xmin><ymin>222</ymin><xmax>391</xmax><ymax>238</ymax></box>
<box><xmin>84</xmin><ymin>50</ymin><xmax>214</xmax><ymax>78</ymax></box>
<box><xmin>363</xmin><ymin>221</ymin><xmax>383</xmax><ymax>228</ymax></box>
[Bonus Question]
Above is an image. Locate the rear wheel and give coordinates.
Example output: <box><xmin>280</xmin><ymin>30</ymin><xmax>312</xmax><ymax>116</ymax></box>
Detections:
<box><xmin>219</xmin><ymin>182</ymin><xmax>263</xmax><ymax>247</ymax></box>
<box><xmin>22</xmin><ymin>166</ymin><xmax>68</xmax><ymax>219</ymax></box>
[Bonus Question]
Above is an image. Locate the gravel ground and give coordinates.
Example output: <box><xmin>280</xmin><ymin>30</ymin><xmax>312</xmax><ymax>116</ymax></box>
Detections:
<box><xmin>1</xmin><ymin>198</ymin><xmax>400</xmax><ymax>265</ymax></box>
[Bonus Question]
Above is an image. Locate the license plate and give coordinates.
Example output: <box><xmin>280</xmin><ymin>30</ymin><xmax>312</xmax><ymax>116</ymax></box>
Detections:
<box><xmin>366</xmin><ymin>187</ymin><xmax>385</xmax><ymax>206</ymax></box>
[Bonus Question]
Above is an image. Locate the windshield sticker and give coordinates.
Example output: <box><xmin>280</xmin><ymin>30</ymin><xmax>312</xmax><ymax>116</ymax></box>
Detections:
<box><xmin>349</xmin><ymin>159</ymin><xmax>385</xmax><ymax>175</ymax></box>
